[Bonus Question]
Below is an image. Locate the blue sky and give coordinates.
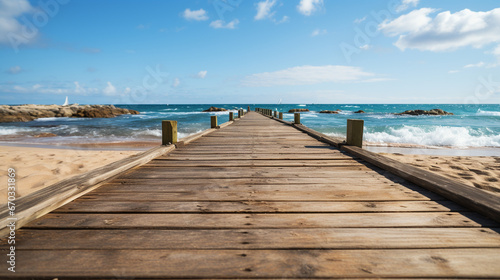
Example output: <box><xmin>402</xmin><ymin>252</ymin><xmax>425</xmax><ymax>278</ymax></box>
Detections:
<box><xmin>0</xmin><ymin>0</ymin><xmax>499</xmax><ymax>104</ymax></box>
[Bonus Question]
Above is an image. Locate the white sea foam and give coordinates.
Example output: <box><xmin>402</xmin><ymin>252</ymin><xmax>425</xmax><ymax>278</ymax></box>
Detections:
<box><xmin>477</xmin><ymin>109</ymin><xmax>500</xmax><ymax>116</ymax></box>
<box><xmin>343</xmin><ymin>105</ymin><xmax>359</xmax><ymax>108</ymax></box>
<box><xmin>298</xmin><ymin>104</ymin><xmax>306</xmax><ymax>107</ymax></box>
<box><xmin>0</xmin><ymin>127</ymin><xmax>33</xmax><ymax>135</ymax></box>
<box><xmin>364</xmin><ymin>125</ymin><xmax>500</xmax><ymax>148</ymax></box>
<box><xmin>34</xmin><ymin>117</ymin><xmax>88</xmax><ymax>121</ymax></box>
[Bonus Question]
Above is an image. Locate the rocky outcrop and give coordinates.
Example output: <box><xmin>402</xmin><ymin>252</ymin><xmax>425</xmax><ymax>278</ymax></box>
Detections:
<box><xmin>0</xmin><ymin>104</ymin><xmax>140</xmax><ymax>123</ymax></box>
<box><xmin>354</xmin><ymin>110</ymin><xmax>365</xmax><ymax>114</ymax></box>
<box><xmin>203</xmin><ymin>106</ymin><xmax>227</xmax><ymax>112</ymax></box>
<box><xmin>319</xmin><ymin>110</ymin><xmax>339</xmax><ymax>114</ymax></box>
<box><xmin>288</xmin><ymin>109</ymin><xmax>310</xmax><ymax>113</ymax></box>
<box><xmin>396</xmin><ymin>109</ymin><xmax>453</xmax><ymax>116</ymax></box>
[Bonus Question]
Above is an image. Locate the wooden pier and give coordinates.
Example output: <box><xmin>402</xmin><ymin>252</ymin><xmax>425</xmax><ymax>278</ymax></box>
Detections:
<box><xmin>2</xmin><ymin>111</ymin><xmax>500</xmax><ymax>278</ymax></box>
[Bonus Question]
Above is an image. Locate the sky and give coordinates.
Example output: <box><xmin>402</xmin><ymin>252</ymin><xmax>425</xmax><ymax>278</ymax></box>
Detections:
<box><xmin>0</xmin><ymin>0</ymin><xmax>499</xmax><ymax>104</ymax></box>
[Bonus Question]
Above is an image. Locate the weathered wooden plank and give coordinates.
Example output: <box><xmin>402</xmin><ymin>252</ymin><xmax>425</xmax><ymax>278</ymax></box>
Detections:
<box><xmin>8</xmin><ymin>228</ymin><xmax>500</xmax><ymax>250</ymax></box>
<box><xmin>77</xmin><ymin>189</ymin><xmax>441</xmax><ymax>202</ymax></box>
<box><xmin>23</xmin><ymin>212</ymin><xmax>496</xmax><ymax>229</ymax></box>
<box><xmin>95</xmin><ymin>182</ymin><xmax>422</xmax><ymax>192</ymax></box>
<box><xmin>144</xmin><ymin>159</ymin><xmax>365</xmax><ymax>167</ymax></box>
<box><xmin>121</xmin><ymin>167</ymin><xmax>378</xmax><ymax>179</ymax></box>
<box><xmin>53</xmin><ymin>200</ymin><xmax>464</xmax><ymax>213</ymax></box>
<box><xmin>3</xmin><ymin>249</ymin><xmax>500</xmax><ymax>278</ymax></box>
<box><xmin>110</xmin><ymin>176</ymin><xmax>407</xmax><ymax>185</ymax></box>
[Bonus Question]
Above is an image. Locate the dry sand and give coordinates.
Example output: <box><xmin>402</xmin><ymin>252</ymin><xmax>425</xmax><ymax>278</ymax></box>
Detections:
<box><xmin>0</xmin><ymin>145</ymin><xmax>140</xmax><ymax>202</ymax></box>
<box><xmin>382</xmin><ymin>153</ymin><xmax>500</xmax><ymax>196</ymax></box>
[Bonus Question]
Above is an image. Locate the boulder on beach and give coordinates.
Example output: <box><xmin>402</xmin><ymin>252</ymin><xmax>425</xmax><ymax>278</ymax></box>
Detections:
<box><xmin>288</xmin><ymin>109</ymin><xmax>310</xmax><ymax>113</ymax></box>
<box><xmin>396</xmin><ymin>109</ymin><xmax>453</xmax><ymax>116</ymax></box>
<box><xmin>203</xmin><ymin>106</ymin><xmax>227</xmax><ymax>112</ymax></box>
<box><xmin>319</xmin><ymin>110</ymin><xmax>339</xmax><ymax>114</ymax></box>
<box><xmin>354</xmin><ymin>110</ymin><xmax>365</xmax><ymax>113</ymax></box>
<box><xmin>0</xmin><ymin>104</ymin><xmax>140</xmax><ymax>123</ymax></box>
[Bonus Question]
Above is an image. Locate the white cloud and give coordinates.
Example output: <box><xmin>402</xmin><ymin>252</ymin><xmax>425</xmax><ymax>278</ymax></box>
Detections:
<box><xmin>255</xmin><ymin>0</ymin><xmax>277</xmax><ymax>20</ymax></box>
<box><xmin>103</xmin><ymin>82</ymin><xmax>117</xmax><ymax>96</ymax></box>
<box><xmin>196</xmin><ymin>71</ymin><xmax>207</xmax><ymax>79</ymax></box>
<box><xmin>464</xmin><ymin>62</ymin><xmax>485</xmax><ymax>68</ymax></box>
<box><xmin>32</xmin><ymin>84</ymin><xmax>41</xmax><ymax>89</ymax></box>
<box><xmin>395</xmin><ymin>0</ymin><xmax>420</xmax><ymax>13</ymax></box>
<box><xmin>209</xmin><ymin>19</ymin><xmax>239</xmax><ymax>29</ymax></box>
<box><xmin>360</xmin><ymin>44</ymin><xmax>371</xmax><ymax>50</ymax></box>
<box><xmin>172</xmin><ymin>78</ymin><xmax>180</xmax><ymax>87</ymax></box>
<box><xmin>311</xmin><ymin>29</ymin><xmax>327</xmax><ymax>37</ymax></box>
<box><xmin>276</xmin><ymin>15</ymin><xmax>289</xmax><ymax>24</ymax></box>
<box><xmin>242</xmin><ymin>65</ymin><xmax>379</xmax><ymax>87</ymax></box>
<box><xmin>183</xmin><ymin>8</ymin><xmax>208</xmax><ymax>21</ymax></box>
<box><xmin>297</xmin><ymin>0</ymin><xmax>323</xmax><ymax>16</ymax></box>
<box><xmin>379</xmin><ymin>8</ymin><xmax>500</xmax><ymax>52</ymax></box>
<box><xmin>0</xmin><ymin>0</ymin><xmax>35</xmax><ymax>44</ymax></box>
<box><xmin>493</xmin><ymin>45</ymin><xmax>500</xmax><ymax>56</ymax></box>
<box><xmin>448</xmin><ymin>70</ymin><xmax>460</xmax><ymax>74</ymax></box>
<box><xmin>7</xmin><ymin>65</ymin><xmax>22</xmax><ymax>74</ymax></box>
<box><xmin>354</xmin><ymin>16</ymin><xmax>367</xmax><ymax>24</ymax></box>
<box><xmin>124</xmin><ymin>87</ymin><xmax>131</xmax><ymax>94</ymax></box>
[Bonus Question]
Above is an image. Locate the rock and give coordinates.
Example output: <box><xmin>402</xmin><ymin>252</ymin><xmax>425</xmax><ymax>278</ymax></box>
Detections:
<box><xmin>354</xmin><ymin>110</ymin><xmax>365</xmax><ymax>113</ymax></box>
<box><xmin>203</xmin><ymin>106</ymin><xmax>227</xmax><ymax>112</ymax></box>
<box><xmin>396</xmin><ymin>109</ymin><xmax>453</xmax><ymax>116</ymax></box>
<box><xmin>319</xmin><ymin>110</ymin><xmax>339</xmax><ymax>114</ymax></box>
<box><xmin>0</xmin><ymin>104</ymin><xmax>140</xmax><ymax>123</ymax></box>
<box><xmin>288</xmin><ymin>109</ymin><xmax>310</xmax><ymax>113</ymax></box>
<box><xmin>33</xmin><ymin>133</ymin><xmax>57</xmax><ymax>138</ymax></box>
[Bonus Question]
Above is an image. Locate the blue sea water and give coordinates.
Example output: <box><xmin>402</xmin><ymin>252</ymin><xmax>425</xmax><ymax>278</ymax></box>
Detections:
<box><xmin>1</xmin><ymin>104</ymin><xmax>499</xmax><ymax>149</ymax></box>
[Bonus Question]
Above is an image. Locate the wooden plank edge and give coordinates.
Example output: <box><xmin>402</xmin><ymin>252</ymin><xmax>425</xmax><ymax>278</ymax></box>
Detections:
<box><xmin>0</xmin><ymin>119</ymin><xmax>236</xmax><ymax>237</ymax></box>
<box><xmin>341</xmin><ymin>145</ymin><xmax>500</xmax><ymax>224</ymax></box>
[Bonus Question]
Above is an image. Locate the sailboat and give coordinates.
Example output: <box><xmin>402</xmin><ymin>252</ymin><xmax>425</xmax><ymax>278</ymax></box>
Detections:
<box><xmin>62</xmin><ymin>96</ymin><xmax>69</xmax><ymax>106</ymax></box>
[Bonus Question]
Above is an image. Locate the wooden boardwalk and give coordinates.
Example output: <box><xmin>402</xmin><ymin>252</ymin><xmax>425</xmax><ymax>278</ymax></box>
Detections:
<box><xmin>2</xmin><ymin>111</ymin><xmax>500</xmax><ymax>278</ymax></box>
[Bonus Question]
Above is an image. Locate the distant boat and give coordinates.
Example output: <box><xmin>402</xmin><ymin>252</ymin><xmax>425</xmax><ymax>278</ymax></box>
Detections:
<box><xmin>62</xmin><ymin>96</ymin><xmax>69</xmax><ymax>106</ymax></box>
<box><xmin>278</xmin><ymin>98</ymin><xmax>282</xmax><ymax>105</ymax></box>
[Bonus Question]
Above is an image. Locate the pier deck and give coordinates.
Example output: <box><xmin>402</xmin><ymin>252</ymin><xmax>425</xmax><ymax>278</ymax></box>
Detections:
<box><xmin>2</xmin><ymin>112</ymin><xmax>500</xmax><ymax>278</ymax></box>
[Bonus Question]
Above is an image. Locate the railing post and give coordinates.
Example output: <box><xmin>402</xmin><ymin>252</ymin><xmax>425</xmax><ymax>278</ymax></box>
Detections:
<box><xmin>248</xmin><ymin>106</ymin><xmax>250</xmax><ymax>112</ymax></box>
<box><xmin>274</xmin><ymin>111</ymin><xmax>277</xmax><ymax>118</ymax></box>
<box><xmin>294</xmin><ymin>113</ymin><xmax>300</xmax><ymax>124</ymax></box>
<box><xmin>162</xmin><ymin>120</ymin><xmax>177</xmax><ymax>145</ymax></box>
<box><xmin>279</xmin><ymin>112</ymin><xmax>283</xmax><ymax>119</ymax></box>
<box><xmin>229</xmin><ymin>112</ymin><xmax>234</xmax><ymax>121</ymax></box>
<box><xmin>346</xmin><ymin>119</ymin><xmax>364</xmax><ymax>148</ymax></box>
<box><xmin>211</xmin><ymin>115</ymin><xmax>218</xmax><ymax>128</ymax></box>
<box><xmin>238</xmin><ymin>110</ymin><xmax>241</xmax><ymax>118</ymax></box>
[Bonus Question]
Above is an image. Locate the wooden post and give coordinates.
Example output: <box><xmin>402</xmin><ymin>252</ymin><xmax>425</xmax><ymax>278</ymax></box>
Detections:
<box><xmin>274</xmin><ymin>111</ymin><xmax>277</xmax><ymax>118</ymax></box>
<box><xmin>279</xmin><ymin>112</ymin><xmax>283</xmax><ymax>119</ymax></box>
<box><xmin>248</xmin><ymin>106</ymin><xmax>250</xmax><ymax>112</ymax></box>
<box><xmin>238</xmin><ymin>110</ymin><xmax>241</xmax><ymax>118</ymax></box>
<box><xmin>229</xmin><ymin>112</ymin><xmax>234</xmax><ymax>121</ymax></box>
<box><xmin>211</xmin><ymin>115</ymin><xmax>218</xmax><ymax>128</ymax></box>
<box><xmin>346</xmin><ymin>119</ymin><xmax>364</xmax><ymax>148</ymax></box>
<box><xmin>162</xmin><ymin>120</ymin><xmax>177</xmax><ymax>145</ymax></box>
<box><xmin>294</xmin><ymin>113</ymin><xmax>300</xmax><ymax>124</ymax></box>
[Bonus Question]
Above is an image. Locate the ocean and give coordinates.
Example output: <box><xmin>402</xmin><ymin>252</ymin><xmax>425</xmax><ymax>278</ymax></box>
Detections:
<box><xmin>1</xmin><ymin>104</ymin><xmax>499</xmax><ymax>154</ymax></box>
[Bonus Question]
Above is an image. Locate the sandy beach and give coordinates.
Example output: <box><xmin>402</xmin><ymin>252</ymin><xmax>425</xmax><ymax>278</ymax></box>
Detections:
<box><xmin>0</xmin><ymin>145</ymin><xmax>141</xmax><ymax>202</ymax></box>
<box><xmin>382</xmin><ymin>153</ymin><xmax>500</xmax><ymax>196</ymax></box>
